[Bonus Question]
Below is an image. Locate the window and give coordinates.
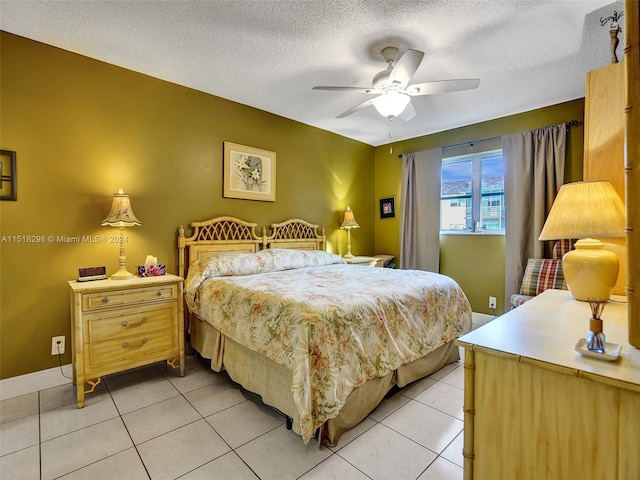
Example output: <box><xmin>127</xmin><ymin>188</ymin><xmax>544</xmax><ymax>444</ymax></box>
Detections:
<box><xmin>440</xmin><ymin>149</ymin><xmax>505</xmax><ymax>233</ymax></box>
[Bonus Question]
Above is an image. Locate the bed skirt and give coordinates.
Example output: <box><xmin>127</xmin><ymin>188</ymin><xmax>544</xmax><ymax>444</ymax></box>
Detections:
<box><xmin>189</xmin><ymin>313</ymin><xmax>460</xmax><ymax>446</ymax></box>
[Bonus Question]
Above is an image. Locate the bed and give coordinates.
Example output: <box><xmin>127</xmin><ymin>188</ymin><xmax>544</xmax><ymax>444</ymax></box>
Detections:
<box><xmin>178</xmin><ymin>216</ymin><xmax>472</xmax><ymax>446</ymax></box>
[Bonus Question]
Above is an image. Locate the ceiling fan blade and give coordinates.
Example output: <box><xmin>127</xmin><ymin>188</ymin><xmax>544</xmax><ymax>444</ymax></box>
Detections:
<box><xmin>399</xmin><ymin>102</ymin><xmax>416</xmax><ymax>122</ymax></box>
<box><xmin>336</xmin><ymin>98</ymin><xmax>375</xmax><ymax>118</ymax></box>
<box><xmin>389</xmin><ymin>49</ymin><xmax>424</xmax><ymax>87</ymax></box>
<box><xmin>406</xmin><ymin>78</ymin><xmax>481</xmax><ymax>96</ymax></box>
<box><xmin>313</xmin><ymin>86</ymin><xmax>377</xmax><ymax>94</ymax></box>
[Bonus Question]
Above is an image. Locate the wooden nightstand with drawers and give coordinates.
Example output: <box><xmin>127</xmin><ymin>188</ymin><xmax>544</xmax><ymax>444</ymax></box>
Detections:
<box><xmin>69</xmin><ymin>274</ymin><xmax>185</xmax><ymax>408</ymax></box>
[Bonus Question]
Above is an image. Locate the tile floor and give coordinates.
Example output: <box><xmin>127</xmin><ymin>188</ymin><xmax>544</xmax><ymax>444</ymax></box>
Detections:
<box><xmin>1</xmin><ymin>312</ymin><xmax>497</xmax><ymax>480</ymax></box>
<box><xmin>0</xmin><ymin>353</ymin><xmax>468</xmax><ymax>480</ymax></box>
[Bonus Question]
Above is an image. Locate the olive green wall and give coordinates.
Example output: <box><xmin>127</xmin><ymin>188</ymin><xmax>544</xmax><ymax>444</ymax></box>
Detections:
<box><xmin>374</xmin><ymin>99</ymin><xmax>586</xmax><ymax>314</ymax></box>
<box><xmin>0</xmin><ymin>31</ymin><xmax>588</xmax><ymax>380</ymax></box>
<box><xmin>0</xmin><ymin>32</ymin><xmax>374</xmax><ymax>379</ymax></box>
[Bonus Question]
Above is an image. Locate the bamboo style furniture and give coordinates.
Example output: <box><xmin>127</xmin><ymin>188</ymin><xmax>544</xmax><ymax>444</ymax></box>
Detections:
<box><xmin>69</xmin><ymin>274</ymin><xmax>185</xmax><ymax>408</ymax></box>
<box><xmin>456</xmin><ymin>289</ymin><xmax>640</xmax><ymax>479</ymax></box>
<box><xmin>177</xmin><ymin>216</ymin><xmax>465</xmax><ymax>446</ymax></box>
<box><xmin>624</xmin><ymin>0</ymin><xmax>640</xmax><ymax>347</ymax></box>
<box><xmin>583</xmin><ymin>60</ymin><xmax>628</xmax><ymax>297</ymax></box>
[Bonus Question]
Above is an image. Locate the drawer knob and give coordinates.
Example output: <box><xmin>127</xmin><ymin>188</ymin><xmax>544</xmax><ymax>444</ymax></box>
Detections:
<box><xmin>102</xmin><ymin>296</ymin><xmax>110</xmax><ymax>304</ymax></box>
<box><xmin>122</xmin><ymin>338</ymin><xmax>148</xmax><ymax>350</ymax></box>
<box><xmin>121</xmin><ymin>317</ymin><xmax>147</xmax><ymax>328</ymax></box>
<box><xmin>156</xmin><ymin>291</ymin><xmax>163</xmax><ymax>297</ymax></box>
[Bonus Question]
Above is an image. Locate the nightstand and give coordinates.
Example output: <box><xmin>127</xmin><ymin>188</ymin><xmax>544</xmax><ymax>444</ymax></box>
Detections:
<box><xmin>344</xmin><ymin>256</ymin><xmax>379</xmax><ymax>266</ymax></box>
<box><xmin>69</xmin><ymin>274</ymin><xmax>185</xmax><ymax>408</ymax></box>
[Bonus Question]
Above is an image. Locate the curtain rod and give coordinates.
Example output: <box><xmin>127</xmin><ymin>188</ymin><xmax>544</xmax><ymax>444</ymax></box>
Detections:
<box><xmin>396</xmin><ymin>119</ymin><xmax>581</xmax><ymax>158</ymax></box>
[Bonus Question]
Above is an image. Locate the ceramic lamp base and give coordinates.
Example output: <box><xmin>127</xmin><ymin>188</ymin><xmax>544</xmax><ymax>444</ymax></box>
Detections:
<box><xmin>562</xmin><ymin>238</ymin><xmax>619</xmax><ymax>301</ymax></box>
<box><xmin>110</xmin><ymin>266</ymin><xmax>134</xmax><ymax>280</ymax></box>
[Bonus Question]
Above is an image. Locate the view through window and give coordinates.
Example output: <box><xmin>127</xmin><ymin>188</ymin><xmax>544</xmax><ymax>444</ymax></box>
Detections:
<box><xmin>440</xmin><ymin>149</ymin><xmax>505</xmax><ymax>233</ymax></box>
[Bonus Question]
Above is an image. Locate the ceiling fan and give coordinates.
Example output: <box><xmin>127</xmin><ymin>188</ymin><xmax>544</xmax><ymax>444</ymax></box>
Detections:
<box><xmin>313</xmin><ymin>47</ymin><xmax>480</xmax><ymax>121</ymax></box>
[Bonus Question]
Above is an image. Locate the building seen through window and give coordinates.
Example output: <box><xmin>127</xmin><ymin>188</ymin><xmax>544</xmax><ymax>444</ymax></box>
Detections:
<box><xmin>440</xmin><ymin>150</ymin><xmax>505</xmax><ymax>233</ymax></box>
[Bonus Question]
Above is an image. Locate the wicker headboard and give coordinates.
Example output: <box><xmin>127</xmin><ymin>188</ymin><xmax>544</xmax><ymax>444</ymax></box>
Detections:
<box><xmin>178</xmin><ymin>216</ymin><xmax>264</xmax><ymax>278</ymax></box>
<box><xmin>177</xmin><ymin>216</ymin><xmax>327</xmax><ymax>278</ymax></box>
<box><xmin>265</xmin><ymin>218</ymin><xmax>326</xmax><ymax>251</ymax></box>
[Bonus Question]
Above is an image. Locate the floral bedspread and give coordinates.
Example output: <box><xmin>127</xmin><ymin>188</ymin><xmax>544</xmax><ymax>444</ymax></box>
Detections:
<box><xmin>184</xmin><ymin>249</ymin><xmax>472</xmax><ymax>444</ymax></box>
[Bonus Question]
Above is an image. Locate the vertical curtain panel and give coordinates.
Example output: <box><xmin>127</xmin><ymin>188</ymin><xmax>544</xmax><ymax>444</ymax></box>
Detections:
<box><xmin>400</xmin><ymin>148</ymin><xmax>443</xmax><ymax>272</ymax></box>
<box><xmin>503</xmin><ymin>124</ymin><xmax>566</xmax><ymax>305</ymax></box>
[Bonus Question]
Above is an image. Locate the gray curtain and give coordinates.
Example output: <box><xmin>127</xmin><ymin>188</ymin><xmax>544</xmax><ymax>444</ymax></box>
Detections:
<box><xmin>400</xmin><ymin>148</ymin><xmax>443</xmax><ymax>271</ymax></box>
<box><xmin>503</xmin><ymin>124</ymin><xmax>566</xmax><ymax>305</ymax></box>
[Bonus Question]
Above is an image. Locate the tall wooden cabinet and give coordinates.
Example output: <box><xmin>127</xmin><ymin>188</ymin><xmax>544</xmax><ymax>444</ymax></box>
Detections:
<box><xmin>583</xmin><ymin>61</ymin><xmax>627</xmax><ymax>296</ymax></box>
<box><xmin>625</xmin><ymin>0</ymin><xmax>640</xmax><ymax>347</ymax></box>
<box><xmin>584</xmin><ymin>61</ymin><xmax>626</xmax><ymax>200</ymax></box>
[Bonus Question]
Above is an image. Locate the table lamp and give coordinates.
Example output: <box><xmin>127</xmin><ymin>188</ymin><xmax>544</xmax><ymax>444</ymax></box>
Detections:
<box><xmin>340</xmin><ymin>206</ymin><xmax>360</xmax><ymax>259</ymax></box>
<box><xmin>101</xmin><ymin>188</ymin><xmax>141</xmax><ymax>280</ymax></box>
<box><xmin>538</xmin><ymin>181</ymin><xmax>625</xmax><ymax>301</ymax></box>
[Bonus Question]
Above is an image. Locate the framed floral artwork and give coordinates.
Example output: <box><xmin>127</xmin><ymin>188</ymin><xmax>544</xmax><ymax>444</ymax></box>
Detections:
<box><xmin>223</xmin><ymin>142</ymin><xmax>276</xmax><ymax>202</ymax></box>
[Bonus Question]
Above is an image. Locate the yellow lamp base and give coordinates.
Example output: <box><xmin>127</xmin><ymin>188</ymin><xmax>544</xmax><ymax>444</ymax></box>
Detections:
<box><xmin>562</xmin><ymin>238</ymin><xmax>619</xmax><ymax>301</ymax></box>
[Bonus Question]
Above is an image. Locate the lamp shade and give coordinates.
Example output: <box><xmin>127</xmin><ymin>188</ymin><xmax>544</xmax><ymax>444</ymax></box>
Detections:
<box><xmin>372</xmin><ymin>91</ymin><xmax>411</xmax><ymax>119</ymax></box>
<box><xmin>340</xmin><ymin>206</ymin><xmax>360</xmax><ymax>229</ymax></box>
<box><xmin>538</xmin><ymin>181</ymin><xmax>625</xmax><ymax>301</ymax></box>
<box><xmin>539</xmin><ymin>181</ymin><xmax>625</xmax><ymax>241</ymax></box>
<box><xmin>101</xmin><ymin>188</ymin><xmax>142</xmax><ymax>227</ymax></box>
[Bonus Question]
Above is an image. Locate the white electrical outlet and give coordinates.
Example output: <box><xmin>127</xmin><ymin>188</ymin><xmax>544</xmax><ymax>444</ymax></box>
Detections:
<box><xmin>489</xmin><ymin>296</ymin><xmax>497</xmax><ymax>309</ymax></box>
<box><xmin>51</xmin><ymin>336</ymin><xmax>65</xmax><ymax>355</ymax></box>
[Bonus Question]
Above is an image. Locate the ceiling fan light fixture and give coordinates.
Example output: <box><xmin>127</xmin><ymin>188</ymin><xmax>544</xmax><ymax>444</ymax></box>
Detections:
<box><xmin>373</xmin><ymin>91</ymin><xmax>411</xmax><ymax>119</ymax></box>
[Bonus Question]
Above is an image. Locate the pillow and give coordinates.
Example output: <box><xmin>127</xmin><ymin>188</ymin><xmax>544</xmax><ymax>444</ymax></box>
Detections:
<box><xmin>185</xmin><ymin>248</ymin><xmax>344</xmax><ymax>297</ymax></box>
<box><xmin>552</xmin><ymin>239</ymin><xmax>572</xmax><ymax>259</ymax></box>
<box><xmin>519</xmin><ymin>258</ymin><xmax>566</xmax><ymax>296</ymax></box>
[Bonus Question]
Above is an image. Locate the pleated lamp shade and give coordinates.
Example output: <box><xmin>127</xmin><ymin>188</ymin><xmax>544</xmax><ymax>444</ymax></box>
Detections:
<box><xmin>539</xmin><ymin>181</ymin><xmax>625</xmax><ymax>300</ymax></box>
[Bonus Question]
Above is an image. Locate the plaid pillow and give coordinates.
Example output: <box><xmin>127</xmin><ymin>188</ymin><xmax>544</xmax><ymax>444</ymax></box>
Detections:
<box><xmin>519</xmin><ymin>258</ymin><xmax>566</xmax><ymax>296</ymax></box>
<box><xmin>552</xmin><ymin>239</ymin><xmax>572</xmax><ymax>259</ymax></box>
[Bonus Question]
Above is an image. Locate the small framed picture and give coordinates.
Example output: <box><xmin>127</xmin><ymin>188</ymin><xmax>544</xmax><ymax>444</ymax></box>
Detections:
<box><xmin>0</xmin><ymin>150</ymin><xmax>17</xmax><ymax>201</ymax></box>
<box><xmin>379</xmin><ymin>197</ymin><xmax>395</xmax><ymax>218</ymax></box>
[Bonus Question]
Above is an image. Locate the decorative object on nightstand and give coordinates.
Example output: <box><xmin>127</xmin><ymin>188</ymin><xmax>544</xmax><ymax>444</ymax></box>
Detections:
<box><xmin>69</xmin><ymin>274</ymin><xmax>185</xmax><ymax>408</ymax></box>
<box><xmin>101</xmin><ymin>188</ymin><xmax>141</xmax><ymax>280</ymax></box>
<box><xmin>538</xmin><ymin>181</ymin><xmax>625</xmax><ymax>301</ymax></box>
<box><xmin>574</xmin><ymin>297</ymin><xmax>622</xmax><ymax>360</ymax></box>
<box><xmin>137</xmin><ymin>255</ymin><xmax>166</xmax><ymax>277</ymax></box>
<box><xmin>340</xmin><ymin>206</ymin><xmax>360</xmax><ymax>259</ymax></box>
<box><xmin>586</xmin><ymin>298</ymin><xmax>607</xmax><ymax>353</ymax></box>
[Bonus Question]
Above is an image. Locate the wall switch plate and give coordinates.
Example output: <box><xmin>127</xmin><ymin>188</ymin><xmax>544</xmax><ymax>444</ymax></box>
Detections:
<box><xmin>51</xmin><ymin>336</ymin><xmax>65</xmax><ymax>355</ymax></box>
<box><xmin>489</xmin><ymin>296</ymin><xmax>497</xmax><ymax>309</ymax></box>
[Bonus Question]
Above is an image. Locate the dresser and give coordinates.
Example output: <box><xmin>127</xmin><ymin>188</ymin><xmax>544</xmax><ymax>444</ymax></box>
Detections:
<box><xmin>69</xmin><ymin>274</ymin><xmax>185</xmax><ymax>407</ymax></box>
<box><xmin>456</xmin><ymin>289</ymin><xmax>640</xmax><ymax>480</ymax></box>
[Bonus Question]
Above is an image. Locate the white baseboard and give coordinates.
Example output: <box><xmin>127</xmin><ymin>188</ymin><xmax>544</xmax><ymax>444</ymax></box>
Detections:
<box><xmin>0</xmin><ymin>364</ymin><xmax>73</xmax><ymax>401</ymax></box>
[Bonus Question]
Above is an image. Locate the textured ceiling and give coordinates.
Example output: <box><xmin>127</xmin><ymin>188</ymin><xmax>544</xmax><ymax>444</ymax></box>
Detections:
<box><xmin>0</xmin><ymin>0</ymin><xmax>624</xmax><ymax>146</ymax></box>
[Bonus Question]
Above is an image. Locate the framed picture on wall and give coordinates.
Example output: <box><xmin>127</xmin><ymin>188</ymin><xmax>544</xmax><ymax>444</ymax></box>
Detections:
<box><xmin>223</xmin><ymin>142</ymin><xmax>276</xmax><ymax>202</ymax></box>
<box><xmin>379</xmin><ymin>196</ymin><xmax>395</xmax><ymax>218</ymax></box>
<box><xmin>0</xmin><ymin>150</ymin><xmax>17</xmax><ymax>201</ymax></box>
